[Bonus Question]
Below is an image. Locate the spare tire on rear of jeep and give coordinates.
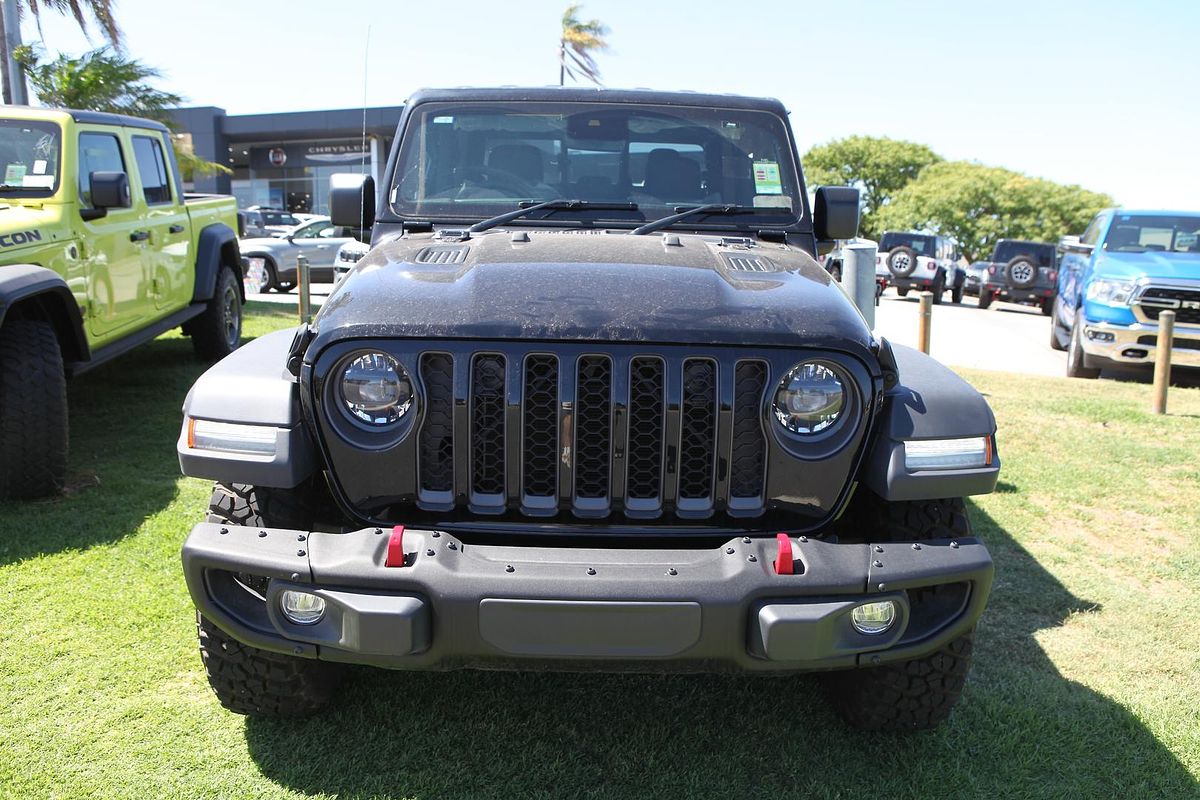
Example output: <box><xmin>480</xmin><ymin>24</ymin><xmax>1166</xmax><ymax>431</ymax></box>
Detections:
<box><xmin>887</xmin><ymin>246</ymin><xmax>918</xmax><ymax>278</ymax></box>
<box><xmin>1005</xmin><ymin>257</ymin><xmax>1038</xmax><ymax>289</ymax></box>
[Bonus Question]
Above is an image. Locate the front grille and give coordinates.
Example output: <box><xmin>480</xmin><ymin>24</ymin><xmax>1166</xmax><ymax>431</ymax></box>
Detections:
<box><xmin>415</xmin><ymin>347</ymin><xmax>772</xmax><ymax>519</ymax></box>
<box><xmin>1137</xmin><ymin>334</ymin><xmax>1200</xmax><ymax>350</ymax></box>
<box><xmin>1138</xmin><ymin>286</ymin><xmax>1200</xmax><ymax>325</ymax></box>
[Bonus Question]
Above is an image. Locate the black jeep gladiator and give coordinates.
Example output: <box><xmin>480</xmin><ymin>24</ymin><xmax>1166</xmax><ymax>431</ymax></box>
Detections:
<box><xmin>976</xmin><ymin>239</ymin><xmax>1058</xmax><ymax>314</ymax></box>
<box><xmin>177</xmin><ymin>87</ymin><xmax>1000</xmax><ymax>731</ymax></box>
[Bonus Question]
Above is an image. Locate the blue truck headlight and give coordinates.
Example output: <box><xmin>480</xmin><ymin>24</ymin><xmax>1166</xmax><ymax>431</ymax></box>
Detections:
<box><xmin>773</xmin><ymin>362</ymin><xmax>845</xmax><ymax>434</ymax></box>
<box><xmin>1086</xmin><ymin>279</ymin><xmax>1136</xmax><ymax>305</ymax></box>
<box><xmin>340</xmin><ymin>352</ymin><xmax>413</xmax><ymax>426</ymax></box>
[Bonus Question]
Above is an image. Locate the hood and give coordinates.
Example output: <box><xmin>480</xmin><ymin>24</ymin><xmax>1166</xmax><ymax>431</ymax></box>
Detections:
<box><xmin>1094</xmin><ymin>249</ymin><xmax>1200</xmax><ymax>282</ymax></box>
<box><xmin>0</xmin><ymin>203</ymin><xmax>61</xmax><ymax>256</ymax></box>
<box><xmin>310</xmin><ymin>230</ymin><xmax>875</xmax><ymax>358</ymax></box>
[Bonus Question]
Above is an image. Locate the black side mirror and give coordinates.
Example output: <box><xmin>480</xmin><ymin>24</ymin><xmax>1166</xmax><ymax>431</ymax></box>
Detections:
<box><xmin>330</xmin><ymin>173</ymin><xmax>376</xmax><ymax>229</ymax></box>
<box><xmin>90</xmin><ymin>171</ymin><xmax>131</xmax><ymax>210</ymax></box>
<box><xmin>813</xmin><ymin>185</ymin><xmax>860</xmax><ymax>241</ymax></box>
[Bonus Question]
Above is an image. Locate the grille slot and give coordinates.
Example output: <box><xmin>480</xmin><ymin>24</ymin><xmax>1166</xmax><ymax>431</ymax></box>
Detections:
<box><xmin>678</xmin><ymin>359</ymin><xmax>717</xmax><ymax>504</ymax></box>
<box><xmin>470</xmin><ymin>354</ymin><xmax>506</xmax><ymax>500</ymax></box>
<box><xmin>574</xmin><ymin>356</ymin><xmax>613</xmax><ymax>505</ymax></box>
<box><xmin>1138</xmin><ymin>287</ymin><xmax>1200</xmax><ymax>325</ymax></box>
<box><xmin>730</xmin><ymin>361</ymin><xmax>768</xmax><ymax>500</ymax></box>
<box><xmin>418</xmin><ymin>353</ymin><xmax>454</xmax><ymax>495</ymax></box>
<box><xmin>414</xmin><ymin>245</ymin><xmax>469</xmax><ymax>264</ymax></box>
<box><xmin>522</xmin><ymin>355</ymin><xmax>559</xmax><ymax>502</ymax></box>
<box><xmin>626</xmin><ymin>357</ymin><xmax>665</xmax><ymax>509</ymax></box>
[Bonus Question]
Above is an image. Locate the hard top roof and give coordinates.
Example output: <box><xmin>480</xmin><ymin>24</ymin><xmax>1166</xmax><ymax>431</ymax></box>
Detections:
<box><xmin>403</xmin><ymin>86</ymin><xmax>788</xmax><ymax>115</ymax></box>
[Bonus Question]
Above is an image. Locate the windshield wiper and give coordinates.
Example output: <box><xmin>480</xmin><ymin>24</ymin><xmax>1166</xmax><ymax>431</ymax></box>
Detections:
<box><xmin>468</xmin><ymin>199</ymin><xmax>639</xmax><ymax>233</ymax></box>
<box><xmin>629</xmin><ymin>204</ymin><xmax>759</xmax><ymax>236</ymax></box>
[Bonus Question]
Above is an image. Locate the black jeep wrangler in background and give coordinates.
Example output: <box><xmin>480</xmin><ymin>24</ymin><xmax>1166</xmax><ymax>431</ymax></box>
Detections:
<box><xmin>976</xmin><ymin>239</ymin><xmax>1058</xmax><ymax>314</ymax></box>
<box><xmin>177</xmin><ymin>88</ymin><xmax>1000</xmax><ymax>731</ymax></box>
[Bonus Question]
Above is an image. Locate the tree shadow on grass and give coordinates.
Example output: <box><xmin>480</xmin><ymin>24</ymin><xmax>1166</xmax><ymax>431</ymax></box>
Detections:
<box><xmin>244</xmin><ymin>503</ymin><xmax>1198</xmax><ymax>799</ymax></box>
<box><xmin>0</xmin><ymin>333</ymin><xmax>240</xmax><ymax>566</ymax></box>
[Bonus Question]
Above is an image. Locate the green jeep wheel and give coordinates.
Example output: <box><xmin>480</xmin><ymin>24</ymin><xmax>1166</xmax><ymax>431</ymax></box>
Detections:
<box><xmin>0</xmin><ymin>319</ymin><xmax>68</xmax><ymax>500</ymax></box>
<box><xmin>190</xmin><ymin>266</ymin><xmax>243</xmax><ymax>361</ymax></box>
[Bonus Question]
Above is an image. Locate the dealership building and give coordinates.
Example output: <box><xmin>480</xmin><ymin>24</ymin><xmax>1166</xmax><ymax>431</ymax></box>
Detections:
<box><xmin>170</xmin><ymin>105</ymin><xmax>404</xmax><ymax>214</ymax></box>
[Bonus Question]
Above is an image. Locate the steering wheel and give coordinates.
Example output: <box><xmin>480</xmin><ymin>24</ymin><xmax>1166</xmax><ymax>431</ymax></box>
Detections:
<box><xmin>453</xmin><ymin>165</ymin><xmax>539</xmax><ymax>199</ymax></box>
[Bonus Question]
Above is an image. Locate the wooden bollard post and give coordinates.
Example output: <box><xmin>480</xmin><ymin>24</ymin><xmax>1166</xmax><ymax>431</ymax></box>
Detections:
<box><xmin>1152</xmin><ymin>309</ymin><xmax>1175</xmax><ymax>414</ymax></box>
<box><xmin>297</xmin><ymin>254</ymin><xmax>311</xmax><ymax>325</ymax></box>
<box><xmin>918</xmin><ymin>291</ymin><xmax>933</xmax><ymax>354</ymax></box>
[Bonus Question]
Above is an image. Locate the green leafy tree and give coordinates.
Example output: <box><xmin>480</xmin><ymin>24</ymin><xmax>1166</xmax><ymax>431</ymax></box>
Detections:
<box><xmin>14</xmin><ymin>45</ymin><xmax>229</xmax><ymax>178</ymax></box>
<box><xmin>0</xmin><ymin>0</ymin><xmax>122</xmax><ymax>104</ymax></box>
<box><xmin>559</xmin><ymin>3</ymin><xmax>609</xmax><ymax>86</ymax></box>
<box><xmin>874</xmin><ymin>161</ymin><xmax>1113</xmax><ymax>261</ymax></box>
<box><xmin>803</xmin><ymin>136</ymin><xmax>942</xmax><ymax>240</ymax></box>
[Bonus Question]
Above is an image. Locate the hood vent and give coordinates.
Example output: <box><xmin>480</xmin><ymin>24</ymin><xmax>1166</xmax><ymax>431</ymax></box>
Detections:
<box><xmin>413</xmin><ymin>246</ymin><xmax>470</xmax><ymax>265</ymax></box>
<box><xmin>724</xmin><ymin>254</ymin><xmax>775</xmax><ymax>272</ymax></box>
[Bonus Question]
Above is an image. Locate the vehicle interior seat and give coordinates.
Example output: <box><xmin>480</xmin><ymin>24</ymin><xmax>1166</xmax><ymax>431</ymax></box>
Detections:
<box><xmin>640</xmin><ymin>148</ymin><xmax>704</xmax><ymax>203</ymax></box>
<box><xmin>1106</xmin><ymin>226</ymin><xmax>1141</xmax><ymax>251</ymax></box>
<box><xmin>487</xmin><ymin>144</ymin><xmax>545</xmax><ymax>184</ymax></box>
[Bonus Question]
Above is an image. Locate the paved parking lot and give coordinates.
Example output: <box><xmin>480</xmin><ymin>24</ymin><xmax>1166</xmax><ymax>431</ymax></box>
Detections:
<box><xmin>872</xmin><ymin>291</ymin><xmax>1066</xmax><ymax>377</ymax></box>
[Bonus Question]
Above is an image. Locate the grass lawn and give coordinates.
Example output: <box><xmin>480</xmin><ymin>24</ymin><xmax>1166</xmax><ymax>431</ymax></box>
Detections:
<box><xmin>1</xmin><ymin>302</ymin><xmax>1198</xmax><ymax>799</ymax></box>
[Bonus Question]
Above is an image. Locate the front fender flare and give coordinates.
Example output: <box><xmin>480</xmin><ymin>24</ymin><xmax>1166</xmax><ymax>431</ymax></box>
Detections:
<box><xmin>863</xmin><ymin>343</ymin><xmax>1000</xmax><ymax>501</ymax></box>
<box><xmin>193</xmin><ymin>223</ymin><xmax>244</xmax><ymax>304</ymax></box>
<box><xmin>0</xmin><ymin>264</ymin><xmax>89</xmax><ymax>364</ymax></box>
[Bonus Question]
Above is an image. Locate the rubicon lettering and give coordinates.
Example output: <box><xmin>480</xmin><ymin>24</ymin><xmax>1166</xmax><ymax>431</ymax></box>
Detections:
<box><xmin>0</xmin><ymin>230</ymin><xmax>42</xmax><ymax>247</ymax></box>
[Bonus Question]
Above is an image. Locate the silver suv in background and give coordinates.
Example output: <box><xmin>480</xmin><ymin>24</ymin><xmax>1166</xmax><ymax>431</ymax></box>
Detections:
<box><xmin>877</xmin><ymin>231</ymin><xmax>966</xmax><ymax>304</ymax></box>
<box><xmin>240</xmin><ymin>207</ymin><xmax>300</xmax><ymax>238</ymax></box>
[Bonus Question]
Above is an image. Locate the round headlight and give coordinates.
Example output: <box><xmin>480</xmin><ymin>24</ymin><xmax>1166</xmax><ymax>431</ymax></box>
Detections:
<box><xmin>773</xmin><ymin>362</ymin><xmax>845</xmax><ymax>434</ymax></box>
<box><xmin>340</xmin><ymin>352</ymin><xmax>413</xmax><ymax>425</ymax></box>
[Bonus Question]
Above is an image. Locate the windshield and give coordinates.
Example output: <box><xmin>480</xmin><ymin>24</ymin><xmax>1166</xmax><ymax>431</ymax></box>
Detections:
<box><xmin>992</xmin><ymin>241</ymin><xmax>1055</xmax><ymax>266</ymax></box>
<box><xmin>1104</xmin><ymin>214</ymin><xmax>1200</xmax><ymax>254</ymax></box>
<box><xmin>0</xmin><ymin>119</ymin><xmax>61</xmax><ymax>196</ymax></box>
<box><xmin>388</xmin><ymin>101</ymin><xmax>802</xmax><ymax>227</ymax></box>
<box><xmin>880</xmin><ymin>232</ymin><xmax>936</xmax><ymax>254</ymax></box>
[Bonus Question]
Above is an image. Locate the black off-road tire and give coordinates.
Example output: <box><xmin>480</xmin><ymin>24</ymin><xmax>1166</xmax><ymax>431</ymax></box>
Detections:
<box><xmin>896</xmin><ymin>286</ymin><xmax>909</xmax><ymax>298</ymax></box>
<box><xmin>1049</xmin><ymin>298</ymin><xmax>1068</xmax><ymax>351</ymax></box>
<box><xmin>822</xmin><ymin>496</ymin><xmax>977</xmax><ymax>731</ymax></box>
<box><xmin>977</xmin><ymin>290</ymin><xmax>994</xmax><ymax>310</ymax></box>
<box><xmin>197</xmin><ymin>613</ymin><xmax>340</xmax><ymax>718</ymax></box>
<box><xmin>951</xmin><ymin>276</ymin><xmax>965</xmax><ymax>304</ymax></box>
<box><xmin>0</xmin><ymin>319</ymin><xmax>68</xmax><ymax>500</ymax></box>
<box><xmin>198</xmin><ymin>480</ymin><xmax>343</xmax><ymax>717</ymax></box>
<box><xmin>191</xmin><ymin>266</ymin><xmax>243</xmax><ymax>361</ymax></box>
<box><xmin>1005</xmin><ymin>256</ymin><xmax>1038</xmax><ymax>289</ymax></box>
<box><xmin>931</xmin><ymin>271</ymin><xmax>946</xmax><ymax>305</ymax></box>
<box><xmin>1040</xmin><ymin>296</ymin><xmax>1054</xmax><ymax>317</ymax></box>
<box><xmin>887</xmin><ymin>246</ymin><xmax>918</xmax><ymax>278</ymax></box>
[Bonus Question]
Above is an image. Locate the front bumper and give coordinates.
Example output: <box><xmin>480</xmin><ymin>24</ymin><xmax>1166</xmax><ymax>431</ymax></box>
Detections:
<box><xmin>182</xmin><ymin>523</ymin><xmax>993</xmax><ymax>673</ymax></box>
<box><xmin>1079</xmin><ymin>318</ymin><xmax>1200</xmax><ymax>368</ymax></box>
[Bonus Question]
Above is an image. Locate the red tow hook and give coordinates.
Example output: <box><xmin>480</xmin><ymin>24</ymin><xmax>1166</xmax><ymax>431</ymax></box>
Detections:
<box><xmin>385</xmin><ymin>525</ymin><xmax>406</xmax><ymax>567</ymax></box>
<box><xmin>773</xmin><ymin>532</ymin><xmax>794</xmax><ymax>575</ymax></box>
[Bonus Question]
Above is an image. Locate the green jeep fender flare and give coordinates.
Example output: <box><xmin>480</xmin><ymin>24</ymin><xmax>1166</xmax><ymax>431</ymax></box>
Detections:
<box><xmin>0</xmin><ymin>264</ymin><xmax>89</xmax><ymax>364</ymax></box>
<box><xmin>193</xmin><ymin>223</ymin><xmax>245</xmax><ymax>304</ymax></box>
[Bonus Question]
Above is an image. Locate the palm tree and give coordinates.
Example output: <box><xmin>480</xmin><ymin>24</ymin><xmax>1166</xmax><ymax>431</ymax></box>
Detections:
<box><xmin>1</xmin><ymin>0</ymin><xmax>122</xmax><ymax>104</ymax></box>
<box><xmin>559</xmin><ymin>4</ymin><xmax>609</xmax><ymax>86</ymax></box>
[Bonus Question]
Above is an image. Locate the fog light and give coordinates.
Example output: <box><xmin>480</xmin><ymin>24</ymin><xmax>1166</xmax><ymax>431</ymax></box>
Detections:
<box><xmin>1086</xmin><ymin>329</ymin><xmax>1115</xmax><ymax>343</ymax></box>
<box><xmin>280</xmin><ymin>590</ymin><xmax>326</xmax><ymax>625</ymax></box>
<box><xmin>850</xmin><ymin>600</ymin><xmax>897</xmax><ymax>635</ymax></box>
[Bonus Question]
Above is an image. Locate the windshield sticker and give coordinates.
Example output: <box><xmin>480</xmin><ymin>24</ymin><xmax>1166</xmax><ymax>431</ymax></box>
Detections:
<box><xmin>32</xmin><ymin>159</ymin><xmax>47</xmax><ymax>174</ymax></box>
<box><xmin>754</xmin><ymin>194</ymin><xmax>792</xmax><ymax>209</ymax></box>
<box><xmin>5</xmin><ymin>164</ymin><xmax>27</xmax><ymax>184</ymax></box>
<box><xmin>23</xmin><ymin>175</ymin><xmax>54</xmax><ymax>188</ymax></box>
<box><xmin>753</xmin><ymin>160</ymin><xmax>783</xmax><ymax>195</ymax></box>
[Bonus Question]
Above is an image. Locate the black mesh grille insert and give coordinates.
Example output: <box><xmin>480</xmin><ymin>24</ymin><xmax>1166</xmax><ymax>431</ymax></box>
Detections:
<box><xmin>626</xmin><ymin>357</ymin><xmax>665</xmax><ymax>500</ymax></box>
<box><xmin>1139</xmin><ymin>287</ymin><xmax>1200</xmax><ymax>325</ymax></box>
<box><xmin>470</xmin><ymin>354</ymin><xmax>506</xmax><ymax>496</ymax></box>
<box><xmin>679</xmin><ymin>359</ymin><xmax>717</xmax><ymax>500</ymax></box>
<box><xmin>418</xmin><ymin>353</ymin><xmax>454</xmax><ymax>493</ymax></box>
<box><xmin>730</xmin><ymin>361</ymin><xmax>768</xmax><ymax>498</ymax></box>
<box><xmin>522</xmin><ymin>355</ymin><xmax>559</xmax><ymax>498</ymax></box>
<box><xmin>574</xmin><ymin>356</ymin><xmax>612</xmax><ymax>499</ymax></box>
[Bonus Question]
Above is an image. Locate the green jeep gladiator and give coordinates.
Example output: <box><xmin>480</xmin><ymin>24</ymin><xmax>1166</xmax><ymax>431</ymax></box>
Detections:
<box><xmin>0</xmin><ymin>107</ymin><xmax>244</xmax><ymax>500</ymax></box>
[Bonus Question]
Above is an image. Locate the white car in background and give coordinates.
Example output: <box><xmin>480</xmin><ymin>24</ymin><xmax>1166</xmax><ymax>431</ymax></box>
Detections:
<box><xmin>240</xmin><ymin>216</ymin><xmax>356</xmax><ymax>292</ymax></box>
<box><xmin>333</xmin><ymin>239</ymin><xmax>371</xmax><ymax>284</ymax></box>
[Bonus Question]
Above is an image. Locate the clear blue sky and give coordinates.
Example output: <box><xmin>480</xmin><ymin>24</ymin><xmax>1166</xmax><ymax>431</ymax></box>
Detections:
<box><xmin>18</xmin><ymin>0</ymin><xmax>1199</xmax><ymax>209</ymax></box>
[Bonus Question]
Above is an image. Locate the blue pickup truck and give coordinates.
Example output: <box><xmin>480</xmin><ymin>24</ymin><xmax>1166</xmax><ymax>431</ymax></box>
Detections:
<box><xmin>1051</xmin><ymin>210</ymin><xmax>1200</xmax><ymax>378</ymax></box>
